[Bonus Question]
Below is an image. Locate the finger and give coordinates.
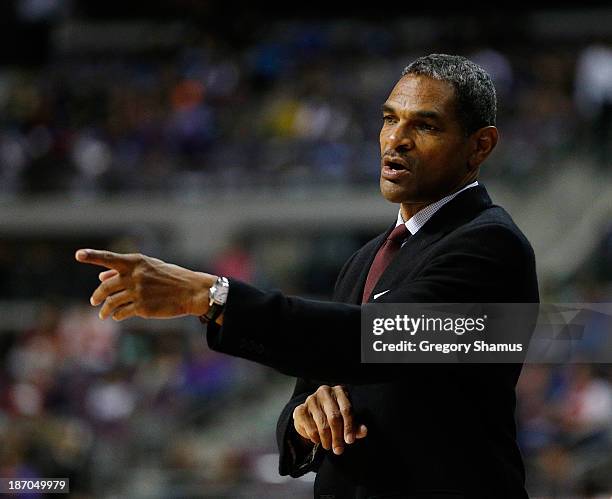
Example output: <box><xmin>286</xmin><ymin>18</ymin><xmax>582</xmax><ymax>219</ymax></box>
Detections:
<box><xmin>319</xmin><ymin>389</ymin><xmax>345</xmax><ymax>455</ymax></box>
<box><xmin>90</xmin><ymin>275</ymin><xmax>127</xmax><ymax>306</ymax></box>
<box><xmin>356</xmin><ymin>424</ymin><xmax>368</xmax><ymax>439</ymax></box>
<box><xmin>99</xmin><ymin>290</ymin><xmax>133</xmax><ymax>320</ymax></box>
<box><xmin>75</xmin><ymin>249</ymin><xmax>132</xmax><ymax>272</ymax></box>
<box><xmin>99</xmin><ymin>269</ymin><xmax>118</xmax><ymax>282</ymax></box>
<box><xmin>292</xmin><ymin>406</ymin><xmax>312</xmax><ymax>442</ymax></box>
<box><xmin>293</xmin><ymin>405</ymin><xmax>320</xmax><ymax>444</ymax></box>
<box><xmin>112</xmin><ymin>303</ymin><xmax>138</xmax><ymax>322</ymax></box>
<box><xmin>332</xmin><ymin>385</ymin><xmax>355</xmax><ymax>445</ymax></box>
<box><xmin>293</xmin><ymin>419</ymin><xmax>308</xmax><ymax>441</ymax></box>
<box><xmin>307</xmin><ymin>397</ymin><xmax>331</xmax><ymax>451</ymax></box>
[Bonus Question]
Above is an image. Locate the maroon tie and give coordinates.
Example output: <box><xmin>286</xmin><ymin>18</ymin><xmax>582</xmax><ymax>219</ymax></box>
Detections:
<box><xmin>362</xmin><ymin>224</ymin><xmax>409</xmax><ymax>303</ymax></box>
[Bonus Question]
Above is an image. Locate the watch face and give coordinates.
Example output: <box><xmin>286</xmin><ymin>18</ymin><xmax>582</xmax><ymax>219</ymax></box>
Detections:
<box><xmin>215</xmin><ymin>289</ymin><xmax>229</xmax><ymax>305</ymax></box>
<box><xmin>210</xmin><ymin>278</ymin><xmax>229</xmax><ymax>305</ymax></box>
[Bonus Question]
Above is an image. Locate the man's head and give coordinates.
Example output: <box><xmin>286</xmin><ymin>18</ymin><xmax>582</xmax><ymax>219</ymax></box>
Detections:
<box><xmin>379</xmin><ymin>54</ymin><xmax>499</xmax><ymax>215</ymax></box>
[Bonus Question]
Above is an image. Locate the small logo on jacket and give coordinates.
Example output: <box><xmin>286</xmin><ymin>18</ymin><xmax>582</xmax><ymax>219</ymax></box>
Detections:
<box><xmin>373</xmin><ymin>290</ymin><xmax>390</xmax><ymax>300</ymax></box>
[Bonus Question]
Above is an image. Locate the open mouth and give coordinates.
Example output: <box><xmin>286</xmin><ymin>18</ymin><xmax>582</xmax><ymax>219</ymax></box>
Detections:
<box><xmin>382</xmin><ymin>158</ymin><xmax>411</xmax><ymax>180</ymax></box>
<box><xmin>385</xmin><ymin>160</ymin><xmax>407</xmax><ymax>170</ymax></box>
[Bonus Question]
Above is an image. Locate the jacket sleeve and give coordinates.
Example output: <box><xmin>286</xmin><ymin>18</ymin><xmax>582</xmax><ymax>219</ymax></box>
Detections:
<box><xmin>205</xmin><ymin>223</ymin><xmax>538</xmax><ymax>383</ymax></box>
<box><xmin>276</xmin><ymin>377</ymin><xmax>325</xmax><ymax>477</ymax></box>
<box><xmin>205</xmin><ymin>280</ymin><xmax>362</xmax><ymax>381</ymax></box>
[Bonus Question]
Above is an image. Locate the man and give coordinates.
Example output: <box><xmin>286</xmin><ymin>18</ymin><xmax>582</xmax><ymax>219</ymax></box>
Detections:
<box><xmin>76</xmin><ymin>54</ymin><xmax>539</xmax><ymax>498</ymax></box>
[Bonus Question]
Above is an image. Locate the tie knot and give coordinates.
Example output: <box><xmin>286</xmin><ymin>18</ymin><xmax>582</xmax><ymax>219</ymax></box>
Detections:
<box><xmin>388</xmin><ymin>224</ymin><xmax>409</xmax><ymax>243</ymax></box>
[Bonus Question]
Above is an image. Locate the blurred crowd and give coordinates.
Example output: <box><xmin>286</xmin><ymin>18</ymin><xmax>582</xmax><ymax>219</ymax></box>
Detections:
<box><xmin>514</xmin><ymin>219</ymin><xmax>612</xmax><ymax>496</ymax></box>
<box><xmin>0</xmin><ymin>300</ymin><xmax>269</xmax><ymax>498</ymax></box>
<box><xmin>0</xmin><ymin>235</ymin><xmax>306</xmax><ymax>498</ymax></box>
<box><xmin>0</xmin><ymin>19</ymin><xmax>611</xmax><ymax>198</ymax></box>
<box><xmin>518</xmin><ymin>364</ymin><xmax>612</xmax><ymax>496</ymax></box>
<box><xmin>1</xmin><ymin>9</ymin><xmax>612</xmax><ymax>499</ymax></box>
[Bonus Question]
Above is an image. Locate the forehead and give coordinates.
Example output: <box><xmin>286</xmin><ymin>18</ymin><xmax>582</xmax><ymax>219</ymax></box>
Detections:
<box><xmin>385</xmin><ymin>74</ymin><xmax>457</xmax><ymax>116</ymax></box>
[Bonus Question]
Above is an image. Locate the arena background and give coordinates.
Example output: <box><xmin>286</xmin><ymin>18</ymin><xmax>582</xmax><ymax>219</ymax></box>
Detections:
<box><xmin>1</xmin><ymin>1</ymin><xmax>611</xmax><ymax>497</ymax></box>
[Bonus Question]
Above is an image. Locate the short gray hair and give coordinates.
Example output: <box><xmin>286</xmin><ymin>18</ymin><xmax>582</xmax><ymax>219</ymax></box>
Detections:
<box><xmin>402</xmin><ymin>54</ymin><xmax>497</xmax><ymax>134</ymax></box>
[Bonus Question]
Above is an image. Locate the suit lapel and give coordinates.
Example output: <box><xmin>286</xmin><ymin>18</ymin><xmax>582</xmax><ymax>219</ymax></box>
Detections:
<box><xmin>337</xmin><ymin>222</ymin><xmax>395</xmax><ymax>305</ymax></box>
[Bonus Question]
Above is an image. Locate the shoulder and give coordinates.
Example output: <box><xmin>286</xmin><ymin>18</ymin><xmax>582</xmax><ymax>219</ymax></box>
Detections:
<box><xmin>413</xmin><ymin>205</ymin><xmax>539</xmax><ymax>302</ymax></box>
<box><xmin>441</xmin><ymin>205</ymin><xmax>536</xmax><ymax>266</ymax></box>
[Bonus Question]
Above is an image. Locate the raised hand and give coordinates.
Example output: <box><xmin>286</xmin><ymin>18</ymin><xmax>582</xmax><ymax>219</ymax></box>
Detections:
<box><xmin>75</xmin><ymin>249</ymin><xmax>216</xmax><ymax>321</ymax></box>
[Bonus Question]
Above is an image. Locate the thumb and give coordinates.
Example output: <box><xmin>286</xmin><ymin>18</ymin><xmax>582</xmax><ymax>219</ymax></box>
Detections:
<box><xmin>356</xmin><ymin>424</ymin><xmax>368</xmax><ymax>439</ymax></box>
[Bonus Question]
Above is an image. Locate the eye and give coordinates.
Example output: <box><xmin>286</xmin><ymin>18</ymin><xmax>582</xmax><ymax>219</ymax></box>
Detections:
<box><xmin>416</xmin><ymin>123</ymin><xmax>437</xmax><ymax>132</ymax></box>
<box><xmin>382</xmin><ymin>115</ymin><xmax>397</xmax><ymax>125</ymax></box>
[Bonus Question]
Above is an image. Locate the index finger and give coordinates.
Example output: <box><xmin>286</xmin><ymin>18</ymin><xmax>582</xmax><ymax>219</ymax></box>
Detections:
<box><xmin>75</xmin><ymin>249</ymin><xmax>133</xmax><ymax>272</ymax></box>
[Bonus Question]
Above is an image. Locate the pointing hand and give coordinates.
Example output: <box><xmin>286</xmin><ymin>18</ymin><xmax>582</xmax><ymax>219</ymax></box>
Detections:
<box><xmin>75</xmin><ymin>249</ymin><xmax>217</xmax><ymax>321</ymax></box>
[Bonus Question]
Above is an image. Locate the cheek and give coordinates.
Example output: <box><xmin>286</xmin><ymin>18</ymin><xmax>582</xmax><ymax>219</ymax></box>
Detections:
<box><xmin>379</xmin><ymin>129</ymin><xmax>389</xmax><ymax>152</ymax></box>
<box><xmin>422</xmin><ymin>139</ymin><xmax>462</xmax><ymax>163</ymax></box>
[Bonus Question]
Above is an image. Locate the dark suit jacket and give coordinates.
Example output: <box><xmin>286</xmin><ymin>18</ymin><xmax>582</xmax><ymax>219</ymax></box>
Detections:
<box><xmin>206</xmin><ymin>185</ymin><xmax>539</xmax><ymax>498</ymax></box>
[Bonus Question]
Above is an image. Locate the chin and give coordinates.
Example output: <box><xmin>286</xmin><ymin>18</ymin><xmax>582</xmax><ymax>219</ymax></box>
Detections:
<box><xmin>380</xmin><ymin>178</ymin><xmax>410</xmax><ymax>203</ymax></box>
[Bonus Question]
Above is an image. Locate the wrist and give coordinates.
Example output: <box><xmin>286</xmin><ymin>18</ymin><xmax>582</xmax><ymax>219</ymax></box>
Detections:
<box><xmin>198</xmin><ymin>275</ymin><xmax>229</xmax><ymax>324</ymax></box>
<box><xmin>190</xmin><ymin>272</ymin><xmax>218</xmax><ymax>317</ymax></box>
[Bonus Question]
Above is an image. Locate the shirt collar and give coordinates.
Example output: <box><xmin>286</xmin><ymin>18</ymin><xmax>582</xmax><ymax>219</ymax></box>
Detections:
<box><xmin>396</xmin><ymin>181</ymin><xmax>479</xmax><ymax>235</ymax></box>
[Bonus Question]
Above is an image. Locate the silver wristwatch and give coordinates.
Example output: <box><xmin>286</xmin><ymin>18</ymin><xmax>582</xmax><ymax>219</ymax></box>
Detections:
<box><xmin>200</xmin><ymin>276</ymin><xmax>229</xmax><ymax>323</ymax></box>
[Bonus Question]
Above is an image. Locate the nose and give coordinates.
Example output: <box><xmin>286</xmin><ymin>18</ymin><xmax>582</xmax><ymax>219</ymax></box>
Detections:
<box><xmin>387</xmin><ymin>124</ymin><xmax>415</xmax><ymax>153</ymax></box>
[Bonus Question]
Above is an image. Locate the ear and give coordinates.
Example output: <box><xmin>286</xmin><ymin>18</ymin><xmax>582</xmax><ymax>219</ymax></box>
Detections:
<box><xmin>467</xmin><ymin>126</ymin><xmax>498</xmax><ymax>170</ymax></box>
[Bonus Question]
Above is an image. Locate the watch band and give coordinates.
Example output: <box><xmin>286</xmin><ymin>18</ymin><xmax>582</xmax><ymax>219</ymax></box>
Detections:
<box><xmin>201</xmin><ymin>302</ymin><xmax>224</xmax><ymax>323</ymax></box>
<box><xmin>199</xmin><ymin>276</ymin><xmax>229</xmax><ymax>324</ymax></box>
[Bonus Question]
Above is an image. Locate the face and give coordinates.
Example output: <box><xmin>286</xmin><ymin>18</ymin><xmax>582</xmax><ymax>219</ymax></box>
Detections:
<box><xmin>379</xmin><ymin>74</ymin><xmax>476</xmax><ymax>207</ymax></box>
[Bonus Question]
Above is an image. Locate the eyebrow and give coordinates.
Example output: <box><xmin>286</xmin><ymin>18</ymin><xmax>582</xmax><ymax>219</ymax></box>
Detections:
<box><xmin>382</xmin><ymin>103</ymin><xmax>442</xmax><ymax>121</ymax></box>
